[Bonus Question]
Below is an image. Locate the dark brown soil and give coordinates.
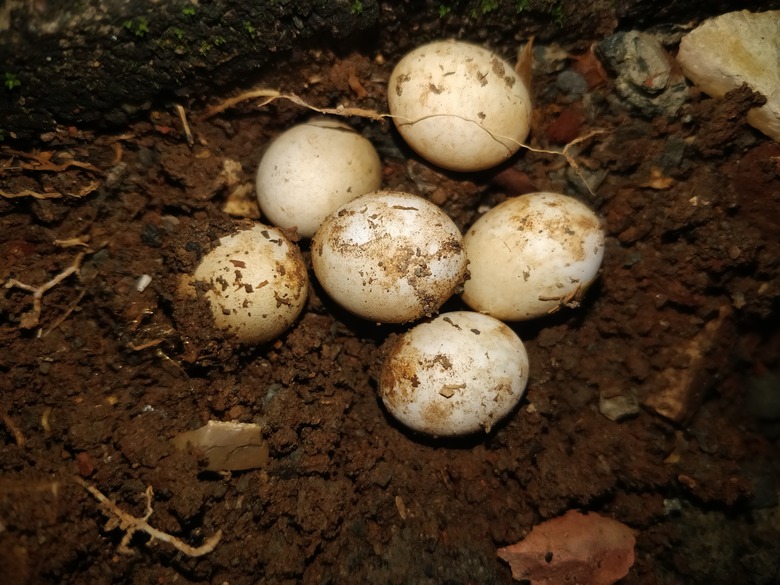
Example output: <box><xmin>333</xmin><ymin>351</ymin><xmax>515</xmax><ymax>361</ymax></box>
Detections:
<box><xmin>2</xmin><ymin>16</ymin><xmax>779</xmax><ymax>585</ymax></box>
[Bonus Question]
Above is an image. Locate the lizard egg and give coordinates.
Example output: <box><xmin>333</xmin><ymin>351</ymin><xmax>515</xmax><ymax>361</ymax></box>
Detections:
<box><xmin>311</xmin><ymin>190</ymin><xmax>468</xmax><ymax>323</ymax></box>
<box><xmin>256</xmin><ymin>118</ymin><xmax>383</xmax><ymax>238</ymax></box>
<box><xmin>380</xmin><ymin>311</ymin><xmax>529</xmax><ymax>436</ymax></box>
<box><xmin>462</xmin><ymin>192</ymin><xmax>605</xmax><ymax>320</ymax></box>
<box><xmin>388</xmin><ymin>39</ymin><xmax>532</xmax><ymax>172</ymax></box>
<box><xmin>180</xmin><ymin>225</ymin><xmax>308</xmax><ymax>344</ymax></box>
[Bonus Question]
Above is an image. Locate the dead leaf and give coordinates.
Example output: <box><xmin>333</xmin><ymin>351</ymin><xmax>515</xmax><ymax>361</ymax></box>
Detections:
<box><xmin>570</xmin><ymin>44</ymin><xmax>609</xmax><ymax>89</ymax></box>
<box><xmin>515</xmin><ymin>37</ymin><xmax>534</xmax><ymax>92</ymax></box>
<box><xmin>497</xmin><ymin>510</ymin><xmax>635</xmax><ymax>585</ymax></box>
<box><xmin>640</xmin><ymin>167</ymin><xmax>675</xmax><ymax>189</ymax></box>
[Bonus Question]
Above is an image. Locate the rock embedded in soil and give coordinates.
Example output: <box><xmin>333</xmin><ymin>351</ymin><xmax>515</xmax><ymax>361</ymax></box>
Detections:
<box><xmin>597</xmin><ymin>31</ymin><xmax>688</xmax><ymax>117</ymax></box>
<box><xmin>172</xmin><ymin>421</ymin><xmax>270</xmax><ymax>471</ymax></box>
<box><xmin>676</xmin><ymin>10</ymin><xmax>780</xmax><ymax>142</ymax></box>
<box><xmin>644</xmin><ymin>306</ymin><xmax>735</xmax><ymax>423</ymax></box>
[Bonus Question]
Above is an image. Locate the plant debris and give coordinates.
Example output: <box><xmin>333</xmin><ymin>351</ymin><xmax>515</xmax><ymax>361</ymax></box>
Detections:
<box><xmin>497</xmin><ymin>510</ymin><xmax>635</xmax><ymax>585</ymax></box>
<box><xmin>172</xmin><ymin>420</ymin><xmax>270</xmax><ymax>471</ymax></box>
<box><xmin>75</xmin><ymin>477</ymin><xmax>222</xmax><ymax>557</ymax></box>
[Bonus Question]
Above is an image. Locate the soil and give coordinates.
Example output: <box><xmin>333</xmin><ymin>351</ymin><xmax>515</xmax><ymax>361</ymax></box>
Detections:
<box><xmin>1</xmin><ymin>14</ymin><xmax>779</xmax><ymax>585</ymax></box>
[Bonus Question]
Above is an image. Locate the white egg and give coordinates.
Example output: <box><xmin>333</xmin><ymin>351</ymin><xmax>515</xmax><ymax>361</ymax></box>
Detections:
<box><xmin>255</xmin><ymin>118</ymin><xmax>383</xmax><ymax>238</ymax></box>
<box><xmin>180</xmin><ymin>225</ymin><xmax>308</xmax><ymax>344</ymax></box>
<box><xmin>462</xmin><ymin>192</ymin><xmax>605</xmax><ymax>320</ymax></box>
<box><xmin>311</xmin><ymin>190</ymin><xmax>468</xmax><ymax>323</ymax></box>
<box><xmin>387</xmin><ymin>39</ymin><xmax>532</xmax><ymax>172</ymax></box>
<box><xmin>380</xmin><ymin>311</ymin><xmax>529</xmax><ymax>436</ymax></box>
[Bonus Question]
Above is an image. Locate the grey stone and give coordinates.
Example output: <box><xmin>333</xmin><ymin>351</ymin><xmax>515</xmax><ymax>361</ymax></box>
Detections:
<box><xmin>556</xmin><ymin>70</ymin><xmax>588</xmax><ymax>96</ymax></box>
<box><xmin>598</xmin><ymin>31</ymin><xmax>688</xmax><ymax>117</ymax></box>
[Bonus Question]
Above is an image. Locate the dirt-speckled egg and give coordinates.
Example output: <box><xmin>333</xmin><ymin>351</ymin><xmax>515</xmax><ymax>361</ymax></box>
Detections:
<box><xmin>462</xmin><ymin>192</ymin><xmax>605</xmax><ymax>320</ymax></box>
<box><xmin>388</xmin><ymin>40</ymin><xmax>532</xmax><ymax>172</ymax></box>
<box><xmin>380</xmin><ymin>311</ymin><xmax>529</xmax><ymax>436</ymax></box>
<box><xmin>311</xmin><ymin>190</ymin><xmax>468</xmax><ymax>323</ymax></box>
<box><xmin>179</xmin><ymin>225</ymin><xmax>308</xmax><ymax>344</ymax></box>
<box><xmin>255</xmin><ymin>118</ymin><xmax>382</xmax><ymax>238</ymax></box>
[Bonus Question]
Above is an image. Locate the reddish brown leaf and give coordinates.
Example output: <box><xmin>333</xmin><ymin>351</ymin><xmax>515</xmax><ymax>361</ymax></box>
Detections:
<box><xmin>497</xmin><ymin>510</ymin><xmax>635</xmax><ymax>585</ymax></box>
<box><xmin>515</xmin><ymin>37</ymin><xmax>534</xmax><ymax>92</ymax></box>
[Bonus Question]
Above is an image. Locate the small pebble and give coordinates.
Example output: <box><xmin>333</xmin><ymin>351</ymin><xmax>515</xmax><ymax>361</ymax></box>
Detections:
<box><xmin>134</xmin><ymin>274</ymin><xmax>152</xmax><ymax>292</ymax></box>
<box><xmin>597</xmin><ymin>31</ymin><xmax>688</xmax><ymax>117</ymax></box>
<box><xmin>599</xmin><ymin>392</ymin><xmax>640</xmax><ymax>421</ymax></box>
<box><xmin>556</xmin><ymin>70</ymin><xmax>588</xmax><ymax>96</ymax></box>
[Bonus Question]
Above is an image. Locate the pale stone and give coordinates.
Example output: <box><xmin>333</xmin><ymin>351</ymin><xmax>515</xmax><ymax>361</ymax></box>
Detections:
<box><xmin>677</xmin><ymin>10</ymin><xmax>780</xmax><ymax>142</ymax></box>
<box><xmin>172</xmin><ymin>421</ymin><xmax>269</xmax><ymax>471</ymax></box>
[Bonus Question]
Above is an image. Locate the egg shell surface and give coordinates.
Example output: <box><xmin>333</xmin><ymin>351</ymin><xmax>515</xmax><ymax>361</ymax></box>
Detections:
<box><xmin>462</xmin><ymin>192</ymin><xmax>605</xmax><ymax>320</ymax></box>
<box><xmin>256</xmin><ymin>119</ymin><xmax>383</xmax><ymax>238</ymax></box>
<box><xmin>388</xmin><ymin>40</ymin><xmax>532</xmax><ymax>172</ymax></box>
<box><xmin>185</xmin><ymin>225</ymin><xmax>308</xmax><ymax>344</ymax></box>
<box><xmin>311</xmin><ymin>190</ymin><xmax>468</xmax><ymax>323</ymax></box>
<box><xmin>380</xmin><ymin>311</ymin><xmax>529</xmax><ymax>436</ymax></box>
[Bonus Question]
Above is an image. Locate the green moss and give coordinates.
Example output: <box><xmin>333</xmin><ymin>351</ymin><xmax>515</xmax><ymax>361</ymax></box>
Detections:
<box><xmin>214</xmin><ymin>36</ymin><xmax>226</xmax><ymax>47</ymax></box>
<box><xmin>351</xmin><ymin>0</ymin><xmax>363</xmax><ymax>15</ymax></box>
<box><xmin>442</xmin><ymin>1</ymin><xmax>495</xmax><ymax>19</ymax></box>
<box><xmin>549</xmin><ymin>2</ymin><xmax>564</xmax><ymax>24</ymax></box>
<box><xmin>123</xmin><ymin>17</ymin><xmax>149</xmax><ymax>37</ymax></box>
<box><xmin>171</xmin><ymin>27</ymin><xmax>184</xmax><ymax>40</ymax></box>
<box><xmin>199</xmin><ymin>41</ymin><xmax>212</xmax><ymax>55</ymax></box>
<box><xmin>4</xmin><ymin>72</ymin><xmax>21</xmax><ymax>90</ymax></box>
<box><xmin>478</xmin><ymin>0</ymin><xmax>499</xmax><ymax>13</ymax></box>
<box><xmin>182</xmin><ymin>6</ymin><xmax>196</xmax><ymax>16</ymax></box>
<box><xmin>243</xmin><ymin>21</ymin><xmax>256</xmax><ymax>37</ymax></box>
<box><xmin>436</xmin><ymin>0</ymin><xmax>554</xmax><ymax>18</ymax></box>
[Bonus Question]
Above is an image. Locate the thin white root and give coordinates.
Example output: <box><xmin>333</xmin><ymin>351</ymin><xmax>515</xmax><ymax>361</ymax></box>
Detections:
<box><xmin>199</xmin><ymin>89</ymin><xmax>387</xmax><ymax>121</ymax></box>
<box><xmin>199</xmin><ymin>89</ymin><xmax>610</xmax><ymax>194</ymax></box>
<box><xmin>518</xmin><ymin>128</ymin><xmax>612</xmax><ymax>196</ymax></box>
<box><xmin>75</xmin><ymin>476</ymin><xmax>222</xmax><ymax>558</ymax></box>
<box><xmin>42</xmin><ymin>289</ymin><xmax>86</xmax><ymax>338</ymax></box>
<box><xmin>4</xmin><ymin>251</ymin><xmax>87</xmax><ymax>331</ymax></box>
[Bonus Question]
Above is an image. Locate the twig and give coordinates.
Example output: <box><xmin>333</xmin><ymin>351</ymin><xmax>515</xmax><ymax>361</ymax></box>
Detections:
<box><xmin>127</xmin><ymin>338</ymin><xmax>164</xmax><ymax>351</ymax></box>
<box><xmin>41</xmin><ymin>406</ymin><xmax>53</xmax><ymax>434</ymax></box>
<box><xmin>53</xmin><ymin>236</ymin><xmax>91</xmax><ymax>248</ymax></box>
<box><xmin>0</xmin><ymin>180</ymin><xmax>99</xmax><ymax>199</ymax></box>
<box><xmin>4</xmin><ymin>251</ymin><xmax>86</xmax><ymax>330</ymax></box>
<box><xmin>75</xmin><ymin>477</ymin><xmax>222</xmax><ymax>557</ymax></box>
<box><xmin>0</xmin><ymin>403</ymin><xmax>26</xmax><ymax>447</ymax></box>
<box><xmin>42</xmin><ymin>289</ymin><xmax>86</xmax><ymax>338</ymax></box>
<box><xmin>174</xmin><ymin>103</ymin><xmax>194</xmax><ymax>147</ymax></box>
<box><xmin>0</xmin><ymin>187</ymin><xmax>64</xmax><ymax>199</ymax></box>
<box><xmin>0</xmin><ymin>148</ymin><xmax>103</xmax><ymax>174</ymax></box>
